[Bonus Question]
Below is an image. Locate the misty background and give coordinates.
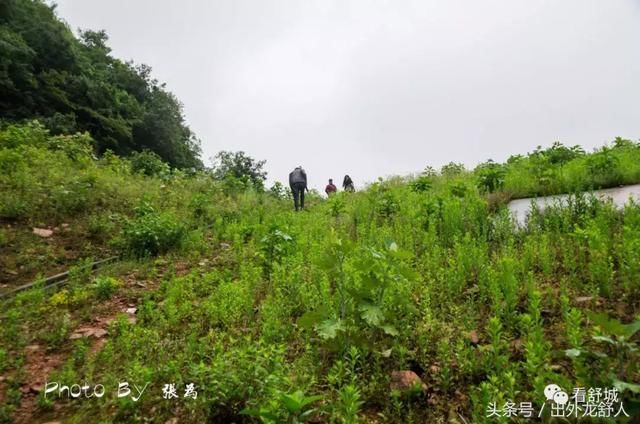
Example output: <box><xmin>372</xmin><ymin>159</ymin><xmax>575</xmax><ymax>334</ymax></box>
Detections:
<box><xmin>53</xmin><ymin>0</ymin><xmax>640</xmax><ymax>191</ymax></box>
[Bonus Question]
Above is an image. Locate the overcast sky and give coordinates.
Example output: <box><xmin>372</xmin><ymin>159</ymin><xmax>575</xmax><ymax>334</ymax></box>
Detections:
<box><xmin>53</xmin><ymin>0</ymin><xmax>640</xmax><ymax>191</ymax></box>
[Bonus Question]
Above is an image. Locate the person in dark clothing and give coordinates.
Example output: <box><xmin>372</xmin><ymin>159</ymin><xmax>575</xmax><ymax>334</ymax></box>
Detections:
<box><xmin>325</xmin><ymin>179</ymin><xmax>337</xmax><ymax>196</ymax></box>
<box><xmin>343</xmin><ymin>175</ymin><xmax>355</xmax><ymax>192</ymax></box>
<box><xmin>289</xmin><ymin>166</ymin><xmax>308</xmax><ymax>211</ymax></box>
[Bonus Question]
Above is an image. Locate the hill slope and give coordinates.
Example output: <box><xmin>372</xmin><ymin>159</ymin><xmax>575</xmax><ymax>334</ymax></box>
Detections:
<box><xmin>0</xmin><ymin>125</ymin><xmax>639</xmax><ymax>422</ymax></box>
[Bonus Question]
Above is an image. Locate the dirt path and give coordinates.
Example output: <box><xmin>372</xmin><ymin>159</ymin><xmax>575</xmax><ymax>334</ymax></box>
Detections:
<box><xmin>9</xmin><ymin>258</ymin><xmax>197</xmax><ymax>423</ymax></box>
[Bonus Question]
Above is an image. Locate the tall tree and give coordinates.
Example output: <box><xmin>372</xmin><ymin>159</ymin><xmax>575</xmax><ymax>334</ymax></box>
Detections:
<box><xmin>0</xmin><ymin>0</ymin><xmax>202</xmax><ymax>168</ymax></box>
<box><xmin>211</xmin><ymin>151</ymin><xmax>267</xmax><ymax>189</ymax></box>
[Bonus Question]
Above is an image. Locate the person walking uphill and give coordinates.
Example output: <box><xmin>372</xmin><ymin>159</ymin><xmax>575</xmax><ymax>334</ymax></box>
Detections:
<box><xmin>343</xmin><ymin>175</ymin><xmax>355</xmax><ymax>192</ymax></box>
<box><xmin>325</xmin><ymin>179</ymin><xmax>337</xmax><ymax>196</ymax></box>
<box><xmin>289</xmin><ymin>166</ymin><xmax>308</xmax><ymax>211</ymax></box>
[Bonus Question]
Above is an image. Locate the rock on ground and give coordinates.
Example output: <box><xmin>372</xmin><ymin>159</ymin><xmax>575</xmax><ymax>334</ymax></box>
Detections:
<box><xmin>390</xmin><ymin>370</ymin><xmax>427</xmax><ymax>392</ymax></box>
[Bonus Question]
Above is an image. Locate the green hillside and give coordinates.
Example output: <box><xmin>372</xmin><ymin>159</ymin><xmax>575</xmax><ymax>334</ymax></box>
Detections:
<box><xmin>0</xmin><ymin>123</ymin><xmax>639</xmax><ymax>423</ymax></box>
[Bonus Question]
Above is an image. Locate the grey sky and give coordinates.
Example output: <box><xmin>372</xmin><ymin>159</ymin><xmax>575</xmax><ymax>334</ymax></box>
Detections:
<box><xmin>53</xmin><ymin>0</ymin><xmax>640</xmax><ymax>191</ymax></box>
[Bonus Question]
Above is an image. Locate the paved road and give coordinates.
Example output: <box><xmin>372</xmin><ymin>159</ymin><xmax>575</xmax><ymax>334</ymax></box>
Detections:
<box><xmin>507</xmin><ymin>184</ymin><xmax>640</xmax><ymax>225</ymax></box>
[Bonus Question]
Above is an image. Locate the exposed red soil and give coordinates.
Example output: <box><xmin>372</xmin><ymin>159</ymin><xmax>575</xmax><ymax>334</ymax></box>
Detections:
<box><xmin>9</xmin><ymin>259</ymin><xmax>195</xmax><ymax>423</ymax></box>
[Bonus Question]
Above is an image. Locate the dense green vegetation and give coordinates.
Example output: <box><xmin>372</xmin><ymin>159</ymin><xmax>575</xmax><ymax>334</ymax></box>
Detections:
<box><xmin>0</xmin><ymin>0</ymin><xmax>201</xmax><ymax>168</ymax></box>
<box><xmin>472</xmin><ymin>139</ymin><xmax>640</xmax><ymax>199</ymax></box>
<box><xmin>1</xmin><ymin>123</ymin><xmax>639</xmax><ymax>423</ymax></box>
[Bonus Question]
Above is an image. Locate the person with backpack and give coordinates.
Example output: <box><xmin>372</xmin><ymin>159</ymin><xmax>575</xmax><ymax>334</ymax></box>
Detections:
<box><xmin>325</xmin><ymin>179</ymin><xmax>337</xmax><ymax>196</ymax></box>
<box><xmin>343</xmin><ymin>175</ymin><xmax>355</xmax><ymax>192</ymax></box>
<box><xmin>289</xmin><ymin>166</ymin><xmax>308</xmax><ymax>211</ymax></box>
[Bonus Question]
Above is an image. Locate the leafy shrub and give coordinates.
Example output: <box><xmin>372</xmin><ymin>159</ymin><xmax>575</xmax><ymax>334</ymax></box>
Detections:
<box><xmin>44</xmin><ymin>312</ymin><xmax>72</xmax><ymax>350</ymax></box>
<box><xmin>300</xmin><ymin>239</ymin><xmax>408</xmax><ymax>352</ymax></box>
<box><xmin>129</xmin><ymin>150</ymin><xmax>170</xmax><ymax>176</ymax></box>
<box><xmin>242</xmin><ymin>390</ymin><xmax>323</xmax><ymax>423</ymax></box>
<box><xmin>212</xmin><ymin>150</ymin><xmax>267</xmax><ymax>190</ymax></box>
<box><xmin>189</xmin><ymin>194</ymin><xmax>211</xmax><ymax>220</ymax></box>
<box><xmin>369</xmin><ymin>182</ymin><xmax>399</xmax><ymax>219</ymax></box>
<box><xmin>121</xmin><ymin>204</ymin><xmax>185</xmax><ymax>257</ymax></box>
<box><xmin>269</xmin><ymin>181</ymin><xmax>288</xmax><ymax>199</ymax></box>
<box><xmin>50</xmin><ymin>177</ymin><xmax>95</xmax><ymax>216</ymax></box>
<box><xmin>565</xmin><ymin>312</ymin><xmax>640</xmax><ymax>408</ymax></box>
<box><xmin>612</xmin><ymin>137</ymin><xmax>637</xmax><ymax>150</ymax></box>
<box><xmin>334</xmin><ymin>384</ymin><xmax>363</xmax><ymax>424</ymax></box>
<box><xmin>46</xmin><ymin>132</ymin><xmax>94</xmax><ymax>161</ymax></box>
<box><xmin>87</xmin><ymin>213</ymin><xmax>118</xmax><ymax>239</ymax></box>
<box><xmin>0</xmin><ymin>121</ymin><xmax>93</xmax><ymax>161</ymax></box>
<box><xmin>100</xmin><ymin>149</ymin><xmax>132</xmax><ymax>174</ymax></box>
<box><xmin>0</xmin><ymin>196</ymin><xmax>28</xmax><ymax>219</ymax></box>
<box><xmin>475</xmin><ymin>160</ymin><xmax>506</xmax><ymax>193</ymax></box>
<box><xmin>93</xmin><ymin>276</ymin><xmax>120</xmax><ymax>300</ymax></box>
<box><xmin>327</xmin><ymin>193</ymin><xmax>346</xmax><ymax>217</ymax></box>
<box><xmin>586</xmin><ymin>147</ymin><xmax>622</xmax><ymax>188</ymax></box>
<box><xmin>48</xmin><ymin>290</ymin><xmax>71</xmax><ymax>308</ymax></box>
<box><xmin>219</xmin><ymin>174</ymin><xmax>257</xmax><ymax>195</ymax></box>
<box><xmin>0</xmin><ymin>120</ymin><xmax>49</xmax><ymax>149</ymax></box>
<box><xmin>0</xmin><ymin>147</ymin><xmax>26</xmax><ymax>175</ymax></box>
<box><xmin>450</xmin><ymin>181</ymin><xmax>469</xmax><ymax>198</ymax></box>
<box><xmin>441</xmin><ymin>162</ymin><xmax>466</xmax><ymax>177</ymax></box>
<box><xmin>410</xmin><ymin>175</ymin><xmax>433</xmax><ymax>192</ymax></box>
<box><xmin>259</xmin><ymin>226</ymin><xmax>294</xmax><ymax>276</ymax></box>
<box><xmin>533</xmin><ymin>141</ymin><xmax>584</xmax><ymax>165</ymax></box>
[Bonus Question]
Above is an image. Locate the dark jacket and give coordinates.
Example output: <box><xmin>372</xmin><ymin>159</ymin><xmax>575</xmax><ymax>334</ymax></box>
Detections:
<box><xmin>289</xmin><ymin>167</ymin><xmax>307</xmax><ymax>189</ymax></box>
<box><xmin>343</xmin><ymin>175</ymin><xmax>354</xmax><ymax>191</ymax></box>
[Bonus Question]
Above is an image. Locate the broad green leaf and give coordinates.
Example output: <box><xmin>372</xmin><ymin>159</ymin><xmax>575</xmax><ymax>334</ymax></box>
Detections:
<box><xmin>382</xmin><ymin>324</ymin><xmax>399</xmax><ymax>336</ymax></box>
<box><xmin>592</xmin><ymin>335</ymin><xmax>616</xmax><ymax>345</ymax></box>
<box><xmin>279</xmin><ymin>391</ymin><xmax>321</xmax><ymax>414</ymax></box>
<box><xmin>397</xmin><ymin>264</ymin><xmax>419</xmax><ymax>280</ymax></box>
<box><xmin>588</xmin><ymin>312</ymin><xmax>627</xmax><ymax>337</ymax></box>
<box><xmin>299</xmin><ymin>408</ymin><xmax>318</xmax><ymax>420</ymax></box>
<box><xmin>564</xmin><ymin>348</ymin><xmax>581</xmax><ymax>358</ymax></box>
<box><xmin>370</xmin><ymin>248</ymin><xmax>384</xmax><ymax>259</ymax></box>
<box><xmin>298</xmin><ymin>395</ymin><xmax>323</xmax><ymax>408</ymax></box>
<box><xmin>392</xmin><ymin>249</ymin><xmax>414</xmax><ymax>262</ymax></box>
<box><xmin>274</xmin><ymin>229</ymin><xmax>292</xmax><ymax>241</ymax></box>
<box><xmin>316</xmin><ymin>253</ymin><xmax>338</xmax><ymax>271</ymax></box>
<box><xmin>359</xmin><ymin>303</ymin><xmax>384</xmax><ymax>326</ymax></box>
<box><xmin>298</xmin><ymin>307</ymin><xmax>329</xmax><ymax>330</ymax></box>
<box><xmin>316</xmin><ymin>319</ymin><xmax>344</xmax><ymax>340</ymax></box>
<box><xmin>359</xmin><ymin>273</ymin><xmax>381</xmax><ymax>294</ymax></box>
<box><xmin>613</xmin><ymin>380</ymin><xmax>640</xmax><ymax>394</ymax></box>
<box><xmin>281</xmin><ymin>391</ymin><xmax>305</xmax><ymax>413</ymax></box>
<box><xmin>623</xmin><ymin>319</ymin><xmax>640</xmax><ymax>339</ymax></box>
